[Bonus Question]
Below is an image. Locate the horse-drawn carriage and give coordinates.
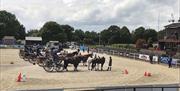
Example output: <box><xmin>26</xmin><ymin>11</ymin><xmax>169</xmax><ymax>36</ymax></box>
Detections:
<box><xmin>19</xmin><ymin>37</ymin><xmax>107</xmax><ymax>72</ymax></box>
<box><xmin>19</xmin><ymin>46</ymin><xmax>107</xmax><ymax>72</ymax></box>
<box><xmin>19</xmin><ymin>37</ymin><xmax>48</xmax><ymax>66</ymax></box>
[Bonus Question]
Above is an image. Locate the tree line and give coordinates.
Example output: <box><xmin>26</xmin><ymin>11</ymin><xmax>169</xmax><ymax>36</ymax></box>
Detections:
<box><xmin>0</xmin><ymin>10</ymin><xmax>162</xmax><ymax>46</ymax></box>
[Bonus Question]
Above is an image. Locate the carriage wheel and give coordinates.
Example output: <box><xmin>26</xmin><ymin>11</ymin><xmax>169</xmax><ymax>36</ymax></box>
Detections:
<box><xmin>37</xmin><ymin>62</ymin><xmax>45</xmax><ymax>67</ymax></box>
<box><xmin>55</xmin><ymin>60</ymin><xmax>64</xmax><ymax>72</ymax></box>
<box><xmin>19</xmin><ymin>53</ymin><xmax>23</xmax><ymax>59</ymax></box>
<box><xmin>43</xmin><ymin>59</ymin><xmax>54</xmax><ymax>72</ymax></box>
<box><xmin>22</xmin><ymin>54</ymin><xmax>28</xmax><ymax>61</ymax></box>
<box><xmin>28</xmin><ymin>58</ymin><xmax>36</xmax><ymax>64</ymax></box>
<box><xmin>55</xmin><ymin>64</ymin><xmax>64</xmax><ymax>72</ymax></box>
<box><xmin>19</xmin><ymin>50</ymin><xmax>24</xmax><ymax>59</ymax></box>
<box><xmin>37</xmin><ymin>59</ymin><xmax>46</xmax><ymax>67</ymax></box>
<box><xmin>23</xmin><ymin>57</ymin><xmax>28</xmax><ymax>61</ymax></box>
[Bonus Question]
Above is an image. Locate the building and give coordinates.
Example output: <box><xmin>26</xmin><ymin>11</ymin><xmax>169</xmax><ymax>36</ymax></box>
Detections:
<box><xmin>2</xmin><ymin>36</ymin><xmax>16</xmax><ymax>45</ymax></box>
<box><xmin>158</xmin><ymin>23</ymin><xmax>180</xmax><ymax>53</ymax></box>
<box><xmin>25</xmin><ymin>37</ymin><xmax>42</xmax><ymax>45</ymax></box>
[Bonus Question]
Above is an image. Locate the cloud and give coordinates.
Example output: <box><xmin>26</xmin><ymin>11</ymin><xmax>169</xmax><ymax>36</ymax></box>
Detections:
<box><xmin>1</xmin><ymin>0</ymin><xmax>179</xmax><ymax>32</ymax></box>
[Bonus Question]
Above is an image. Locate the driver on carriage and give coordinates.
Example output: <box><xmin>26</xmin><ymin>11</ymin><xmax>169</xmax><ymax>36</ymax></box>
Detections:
<box><xmin>51</xmin><ymin>47</ymin><xmax>62</xmax><ymax>64</ymax></box>
<box><xmin>36</xmin><ymin>44</ymin><xmax>43</xmax><ymax>56</ymax></box>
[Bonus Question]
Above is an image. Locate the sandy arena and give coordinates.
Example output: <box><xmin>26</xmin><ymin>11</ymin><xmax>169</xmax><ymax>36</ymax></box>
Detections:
<box><xmin>0</xmin><ymin>49</ymin><xmax>179</xmax><ymax>91</ymax></box>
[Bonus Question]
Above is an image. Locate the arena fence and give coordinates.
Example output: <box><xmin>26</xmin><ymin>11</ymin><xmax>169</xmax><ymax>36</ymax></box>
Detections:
<box><xmin>17</xmin><ymin>84</ymin><xmax>180</xmax><ymax>91</ymax></box>
<box><xmin>92</xmin><ymin>48</ymin><xmax>180</xmax><ymax>68</ymax></box>
<box><xmin>0</xmin><ymin>44</ymin><xmax>24</xmax><ymax>49</ymax></box>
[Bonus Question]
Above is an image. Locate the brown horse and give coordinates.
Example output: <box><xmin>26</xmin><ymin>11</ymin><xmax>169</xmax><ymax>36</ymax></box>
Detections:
<box><xmin>63</xmin><ymin>56</ymin><xmax>82</xmax><ymax>71</ymax></box>
<box><xmin>65</xmin><ymin>51</ymin><xmax>79</xmax><ymax>57</ymax></box>
<box><xmin>91</xmin><ymin>57</ymin><xmax>105</xmax><ymax>71</ymax></box>
<box><xmin>80</xmin><ymin>53</ymin><xmax>93</xmax><ymax>66</ymax></box>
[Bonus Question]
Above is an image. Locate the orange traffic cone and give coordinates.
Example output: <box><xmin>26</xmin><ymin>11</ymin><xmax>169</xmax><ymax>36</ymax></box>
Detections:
<box><xmin>125</xmin><ymin>69</ymin><xmax>128</xmax><ymax>74</ymax></box>
<box><xmin>148</xmin><ymin>72</ymin><xmax>151</xmax><ymax>77</ymax></box>
<box><xmin>16</xmin><ymin>73</ymin><xmax>22</xmax><ymax>82</ymax></box>
<box><xmin>144</xmin><ymin>72</ymin><xmax>147</xmax><ymax>76</ymax></box>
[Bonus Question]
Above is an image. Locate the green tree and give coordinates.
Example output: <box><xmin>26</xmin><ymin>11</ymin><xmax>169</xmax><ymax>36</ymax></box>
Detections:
<box><xmin>132</xmin><ymin>27</ymin><xmax>145</xmax><ymax>43</ymax></box>
<box><xmin>158</xmin><ymin>30</ymin><xmax>165</xmax><ymax>40</ymax></box>
<box><xmin>101</xmin><ymin>25</ymin><xmax>121</xmax><ymax>44</ymax></box>
<box><xmin>90</xmin><ymin>31</ymin><xmax>99</xmax><ymax>44</ymax></box>
<box><xmin>26</xmin><ymin>29</ymin><xmax>39</xmax><ymax>37</ymax></box>
<box><xmin>72</xmin><ymin>29</ymin><xmax>85</xmax><ymax>44</ymax></box>
<box><xmin>147</xmin><ymin>37</ymin><xmax>153</xmax><ymax>48</ymax></box>
<box><xmin>60</xmin><ymin>25</ymin><xmax>74</xmax><ymax>42</ymax></box>
<box><xmin>100</xmin><ymin>29</ymin><xmax>110</xmax><ymax>44</ymax></box>
<box><xmin>144</xmin><ymin>28</ymin><xmax>157</xmax><ymax>42</ymax></box>
<box><xmin>107</xmin><ymin>25</ymin><xmax>121</xmax><ymax>32</ymax></box>
<box><xmin>0</xmin><ymin>10</ymin><xmax>26</xmax><ymax>40</ymax></box>
<box><xmin>120</xmin><ymin>26</ymin><xmax>132</xmax><ymax>43</ymax></box>
<box><xmin>39</xmin><ymin>21</ymin><xmax>67</xmax><ymax>43</ymax></box>
<box><xmin>84</xmin><ymin>31</ymin><xmax>99</xmax><ymax>44</ymax></box>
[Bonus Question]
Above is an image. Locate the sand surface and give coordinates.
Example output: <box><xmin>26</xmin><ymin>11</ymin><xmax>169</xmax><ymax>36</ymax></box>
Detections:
<box><xmin>0</xmin><ymin>49</ymin><xmax>179</xmax><ymax>91</ymax></box>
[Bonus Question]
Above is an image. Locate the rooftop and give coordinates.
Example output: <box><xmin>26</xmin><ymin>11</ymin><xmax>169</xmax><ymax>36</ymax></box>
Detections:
<box><xmin>3</xmin><ymin>36</ymin><xmax>15</xmax><ymax>40</ymax></box>
<box><xmin>25</xmin><ymin>37</ymin><xmax>42</xmax><ymax>41</ymax></box>
<box><xmin>164</xmin><ymin>23</ymin><xmax>180</xmax><ymax>29</ymax></box>
<box><xmin>159</xmin><ymin>39</ymin><xmax>180</xmax><ymax>43</ymax></box>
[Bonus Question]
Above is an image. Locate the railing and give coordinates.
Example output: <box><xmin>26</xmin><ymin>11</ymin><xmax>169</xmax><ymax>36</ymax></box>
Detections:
<box><xmin>93</xmin><ymin>48</ymin><xmax>180</xmax><ymax>68</ymax></box>
<box><xmin>90</xmin><ymin>86</ymin><xmax>180</xmax><ymax>91</ymax></box>
<box><xmin>17</xmin><ymin>84</ymin><xmax>180</xmax><ymax>91</ymax></box>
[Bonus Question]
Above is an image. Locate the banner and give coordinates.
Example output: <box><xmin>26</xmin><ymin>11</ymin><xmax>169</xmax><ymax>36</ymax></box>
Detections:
<box><xmin>160</xmin><ymin>57</ymin><xmax>178</xmax><ymax>65</ymax></box>
<box><xmin>160</xmin><ymin>56</ymin><xmax>169</xmax><ymax>64</ymax></box>
<box><xmin>172</xmin><ymin>59</ymin><xmax>180</xmax><ymax>65</ymax></box>
<box><xmin>139</xmin><ymin>54</ymin><xmax>150</xmax><ymax>61</ymax></box>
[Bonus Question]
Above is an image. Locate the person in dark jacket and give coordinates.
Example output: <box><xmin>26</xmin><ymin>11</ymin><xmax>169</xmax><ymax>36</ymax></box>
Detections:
<box><xmin>87</xmin><ymin>47</ymin><xmax>90</xmax><ymax>53</ymax></box>
<box><xmin>149</xmin><ymin>54</ymin><xmax>153</xmax><ymax>64</ymax></box>
<box><xmin>77</xmin><ymin>48</ymin><xmax>80</xmax><ymax>53</ymax></box>
<box><xmin>107</xmin><ymin>56</ymin><xmax>112</xmax><ymax>71</ymax></box>
<box><xmin>51</xmin><ymin>47</ymin><xmax>59</xmax><ymax>64</ymax></box>
<box><xmin>58</xmin><ymin>43</ymin><xmax>63</xmax><ymax>51</ymax></box>
<box><xmin>168</xmin><ymin>56</ymin><xmax>172</xmax><ymax>68</ymax></box>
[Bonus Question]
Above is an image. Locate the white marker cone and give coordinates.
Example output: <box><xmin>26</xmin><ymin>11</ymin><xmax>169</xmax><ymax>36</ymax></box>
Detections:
<box><xmin>21</xmin><ymin>73</ymin><xmax>27</xmax><ymax>82</ymax></box>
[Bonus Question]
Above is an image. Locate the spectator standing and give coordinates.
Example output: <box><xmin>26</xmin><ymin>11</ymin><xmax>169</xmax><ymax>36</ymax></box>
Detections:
<box><xmin>149</xmin><ymin>54</ymin><xmax>153</xmax><ymax>64</ymax></box>
<box><xmin>107</xmin><ymin>56</ymin><xmax>112</xmax><ymax>71</ymax></box>
<box><xmin>168</xmin><ymin>56</ymin><xmax>172</xmax><ymax>68</ymax></box>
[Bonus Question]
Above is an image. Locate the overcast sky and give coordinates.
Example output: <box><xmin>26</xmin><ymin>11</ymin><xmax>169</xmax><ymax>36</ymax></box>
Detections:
<box><xmin>1</xmin><ymin>0</ymin><xmax>180</xmax><ymax>32</ymax></box>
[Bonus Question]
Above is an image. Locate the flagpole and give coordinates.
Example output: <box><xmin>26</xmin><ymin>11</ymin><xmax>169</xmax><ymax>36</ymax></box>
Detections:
<box><xmin>179</xmin><ymin>0</ymin><xmax>180</xmax><ymax>18</ymax></box>
<box><xmin>0</xmin><ymin>0</ymin><xmax>1</xmax><ymax>10</ymax></box>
